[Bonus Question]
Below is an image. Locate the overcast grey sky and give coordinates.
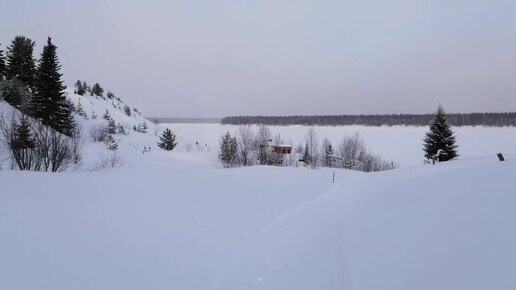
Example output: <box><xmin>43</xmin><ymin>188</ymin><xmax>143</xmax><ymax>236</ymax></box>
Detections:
<box><xmin>2</xmin><ymin>0</ymin><xmax>516</xmax><ymax>117</ymax></box>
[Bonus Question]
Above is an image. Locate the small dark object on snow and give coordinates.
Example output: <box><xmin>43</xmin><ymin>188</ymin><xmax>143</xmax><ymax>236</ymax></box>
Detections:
<box><xmin>497</xmin><ymin>153</ymin><xmax>505</xmax><ymax>161</ymax></box>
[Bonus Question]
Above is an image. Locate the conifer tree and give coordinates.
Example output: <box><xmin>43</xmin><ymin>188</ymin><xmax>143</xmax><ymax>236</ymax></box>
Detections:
<box><xmin>219</xmin><ymin>131</ymin><xmax>238</xmax><ymax>168</ymax></box>
<box><xmin>301</xmin><ymin>142</ymin><xmax>312</xmax><ymax>164</ymax></box>
<box><xmin>29</xmin><ymin>37</ymin><xmax>75</xmax><ymax>136</ymax></box>
<box><xmin>6</xmin><ymin>36</ymin><xmax>36</xmax><ymax>89</ymax></box>
<box><xmin>423</xmin><ymin>105</ymin><xmax>458</xmax><ymax>162</ymax></box>
<box><xmin>157</xmin><ymin>128</ymin><xmax>177</xmax><ymax>151</ymax></box>
<box><xmin>103</xmin><ymin>134</ymin><xmax>118</xmax><ymax>151</ymax></box>
<box><xmin>74</xmin><ymin>80</ymin><xmax>87</xmax><ymax>95</ymax></box>
<box><xmin>91</xmin><ymin>83</ymin><xmax>104</xmax><ymax>97</ymax></box>
<box><xmin>11</xmin><ymin>117</ymin><xmax>37</xmax><ymax>170</ymax></box>
<box><xmin>0</xmin><ymin>44</ymin><xmax>5</xmax><ymax>80</ymax></box>
<box><xmin>0</xmin><ymin>78</ymin><xmax>30</xmax><ymax>108</ymax></box>
<box><xmin>321</xmin><ymin>138</ymin><xmax>336</xmax><ymax>167</ymax></box>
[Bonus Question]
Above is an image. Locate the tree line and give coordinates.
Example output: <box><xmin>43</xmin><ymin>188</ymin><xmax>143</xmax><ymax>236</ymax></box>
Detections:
<box><xmin>0</xmin><ymin>35</ymin><xmax>79</xmax><ymax>171</ymax></box>
<box><xmin>221</xmin><ymin>112</ymin><xmax>516</xmax><ymax>127</ymax></box>
<box><xmin>220</xmin><ymin>105</ymin><xmax>461</xmax><ymax>170</ymax></box>
<box><xmin>0</xmin><ymin>36</ymin><xmax>75</xmax><ymax>135</ymax></box>
<box><xmin>218</xmin><ymin>125</ymin><xmax>398</xmax><ymax>172</ymax></box>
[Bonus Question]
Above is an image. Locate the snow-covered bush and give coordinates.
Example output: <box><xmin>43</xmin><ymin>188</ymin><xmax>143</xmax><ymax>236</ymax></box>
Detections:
<box><xmin>91</xmin><ymin>152</ymin><xmax>123</xmax><ymax>171</ymax></box>
<box><xmin>89</xmin><ymin>124</ymin><xmax>109</xmax><ymax>142</ymax></box>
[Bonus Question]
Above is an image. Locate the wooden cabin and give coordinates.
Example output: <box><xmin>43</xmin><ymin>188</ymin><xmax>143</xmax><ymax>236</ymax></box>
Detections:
<box><xmin>272</xmin><ymin>145</ymin><xmax>292</xmax><ymax>154</ymax></box>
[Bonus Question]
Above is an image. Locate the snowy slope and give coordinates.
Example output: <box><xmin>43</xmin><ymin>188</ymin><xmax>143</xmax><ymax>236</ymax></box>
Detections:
<box><xmin>1</xmin><ymin>90</ymin><xmax>515</xmax><ymax>290</ymax></box>
<box><xmin>216</xmin><ymin>156</ymin><xmax>516</xmax><ymax>290</ymax></box>
<box><xmin>1</xmin><ymin>151</ymin><xmax>515</xmax><ymax>290</ymax></box>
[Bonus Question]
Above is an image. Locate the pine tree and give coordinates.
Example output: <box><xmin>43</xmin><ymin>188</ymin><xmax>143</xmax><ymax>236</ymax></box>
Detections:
<box><xmin>0</xmin><ymin>78</ymin><xmax>30</xmax><ymax>108</ymax></box>
<box><xmin>0</xmin><ymin>44</ymin><xmax>6</xmax><ymax>80</ymax></box>
<box><xmin>91</xmin><ymin>83</ymin><xmax>104</xmax><ymax>97</ymax></box>
<box><xmin>103</xmin><ymin>134</ymin><xmax>118</xmax><ymax>151</ymax></box>
<box><xmin>423</xmin><ymin>105</ymin><xmax>458</xmax><ymax>162</ymax></box>
<box><xmin>124</xmin><ymin>105</ymin><xmax>131</xmax><ymax>116</ymax></box>
<box><xmin>6</xmin><ymin>36</ymin><xmax>36</xmax><ymax>89</ymax></box>
<box><xmin>107</xmin><ymin>118</ymin><xmax>116</xmax><ymax>134</ymax></box>
<box><xmin>321</xmin><ymin>138</ymin><xmax>336</xmax><ymax>167</ymax></box>
<box><xmin>219</xmin><ymin>131</ymin><xmax>238</xmax><ymax>168</ymax></box>
<box><xmin>29</xmin><ymin>37</ymin><xmax>75</xmax><ymax>136</ymax></box>
<box><xmin>301</xmin><ymin>142</ymin><xmax>311</xmax><ymax>165</ymax></box>
<box><xmin>74</xmin><ymin>80</ymin><xmax>87</xmax><ymax>95</ymax></box>
<box><xmin>11</xmin><ymin>117</ymin><xmax>37</xmax><ymax>170</ymax></box>
<box><xmin>157</xmin><ymin>128</ymin><xmax>177</xmax><ymax>151</ymax></box>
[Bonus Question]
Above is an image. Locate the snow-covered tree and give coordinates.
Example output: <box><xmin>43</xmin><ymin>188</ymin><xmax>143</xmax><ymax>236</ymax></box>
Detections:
<box><xmin>423</xmin><ymin>105</ymin><xmax>458</xmax><ymax>163</ymax></box>
<box><xmin>91</xmin><ymin>83</ymin><xmax>104</xmax><ymax>97</ymax></box>
<box><xmin>6</xmin><ymin>36</ymin><xmax>36</xmax><ymax>90</ymax></box>
<box><xmin>29</xmin><ymin>37</ymin><xmax>75</xmax><ymax>136</ymax></box>
<box><xmin>219</xmin><ymin>131</ymin><xmax>238</xmax><ymax>168</ymax></box>
<box><xmin>321</xmin><ymin>138</ymin><xmax>336</xmax><ymax>167</ymax></box>
<box><xmin>0</xmin><ymin>78</ymin><xmax>30</xmax><ymax>109</ymax></box>
<box><xmin>0</xmin><ymin>45</ymin><xmax>5</xmax><ymax>80</ymax></box>
<box><xmin>10</xmin><ymin>117</ymin><xmax>37</xmax><ymax>170</ymax></box>
<box><xmin>255</xmin><ymin>125</ymin><xmax>272</xmax><ymax>165</ymax></box>
<box><xmin>236</xmin><ymin>125</ymin><xmax>254</xmax><ymax>166</ymax></box>
<box><xmin>103</xmin><ymin>134</ymin><xmax>118</xmax><ymax>151</ymax></box>
<box><xmin>123</xmin><ymin>105</ymin><xmax>131</xmax><ymax>116</ymax></box>
<box><xmin>157</xmin><ymin>128</ymin><xmax>177</xmax><ymax>151</ymax></box>
<box><xmin>337</xmin><ymin>133</ymin><xmax>365</xmax><ymax>170</ymax></box>
<box><xmin>74</xmin><ymin>80</ymin><xmax>87</xmax><ymax>95</ymax></box>
<box><xmin>301</xmin><ymin>142</ymin><xmax>311</xmax><ymax>165</ymax></box>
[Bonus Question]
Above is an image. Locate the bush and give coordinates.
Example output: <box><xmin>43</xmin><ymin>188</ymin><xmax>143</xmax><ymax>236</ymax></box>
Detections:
<box><xmin>0</xmin><ymin>112</ymin><xmax>82</xmax><ymax>172</ymax></box>
<box><xmin>91</xmin><ymin>152</ymin><xmax>124</xmax><ymax>171</ymax></box>
<box><xmin>89</xmin><ymin>124</ymin><xmax>109</xmax><ymax>142</ymax></box>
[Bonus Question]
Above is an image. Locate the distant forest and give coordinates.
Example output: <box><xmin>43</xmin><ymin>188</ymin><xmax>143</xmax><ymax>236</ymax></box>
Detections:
<box><xmin>221</xmin><ymin>112</ymin><xmax>516</xmax><ymax>127</ymax></box>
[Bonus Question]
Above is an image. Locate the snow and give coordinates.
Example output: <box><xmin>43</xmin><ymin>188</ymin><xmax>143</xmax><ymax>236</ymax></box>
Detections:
<box><xmin>1</xmin><ymin>93</ymin><xmax>516</xmax><ymax>290</ymax></box>
<box><xmin>162</xmin><ymin>123</ymin><xmax>516</xmax><ymax>167</ymax></box>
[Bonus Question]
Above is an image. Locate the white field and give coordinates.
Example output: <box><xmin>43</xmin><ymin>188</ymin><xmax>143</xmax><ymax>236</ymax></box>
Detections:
<box><xmin>1</xmin><ymin>93</ymin><xmax>516</xmax><ymax>290</ymax></box>
<box><xmin>163</xmin><ymin>123</ymin><xmax>516</xmax><ymax>167</ymax></box>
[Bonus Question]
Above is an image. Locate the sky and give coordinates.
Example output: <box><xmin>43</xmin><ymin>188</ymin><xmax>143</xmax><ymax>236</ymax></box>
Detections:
<box><xmin>1</xmin><ymin>0</ymin><xmax>516</xmax><ymax>117</ymax></box>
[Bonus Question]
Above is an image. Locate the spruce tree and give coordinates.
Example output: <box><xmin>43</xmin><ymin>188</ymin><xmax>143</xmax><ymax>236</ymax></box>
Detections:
<box><xmin>157</xmin><ymin>128</ymin><xmax>177</xmax><ymax>151</ymax></box>
<box><xmin>74</xmin><ymin>80</ymin><xmax>87</xmax><ymax>95</ymax></box>
<box><xmin>91</xmin><ymin>83</ymin><xmax>104</xmax><ymax>97</ymax></box>
<box><xmin>0</xmin><ymin>44</ymin><xmax>5</xmax><ymax>80</ymax></box>
<box><xmin>103</xmin><ymin>134</ymin><xmax>118</xmax><ymax>151</ymax></box>
<box><xmin>11</xmin><ymin>118</ymin><xmax>37</xmax><ymax>170</ymax></box>
<box><xmin>301</xmin><ymin>142</ymin><xmax>312</xmax><ymax>164</ymax></box>
<box><xmin>321</xmin><ymin>138</ymin><xmax>336</xmax><ymax>167</ymax></box>
<box><xmin>6</xmin><ymin>36</ymin><xmax>36</xmax><ymax>89</ymax></box>
<box><xmin>0</xmin><ymin>78</ymin><xmax>30</xmax><ymax>108</ymax></box>
<box><xmin>423</xmin><ymin>105</ymin><xmax>458</xmax><ymax>162</ymax></box>
<box><xmin>219</xmin><ymin>131</ymin><xmax>238</xmax><ymax>168</ymax></box>
<box><xmin>30</xmin><ymin>37</ymin><xmax>75</xmax><ymax>136</ymax></box>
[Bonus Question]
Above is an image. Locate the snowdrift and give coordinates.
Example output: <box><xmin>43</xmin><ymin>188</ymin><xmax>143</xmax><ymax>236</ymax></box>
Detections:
<box><xmin>1</xmin><ymin>152</ymin><xmax>515</xmax><ymax>290</ymax></box>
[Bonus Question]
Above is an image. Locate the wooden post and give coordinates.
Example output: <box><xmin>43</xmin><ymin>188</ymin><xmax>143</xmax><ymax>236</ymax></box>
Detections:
<box><xmin>497</xmin><ymin>153</ymin><xmax>505</xmax><ymax>161</ymax></box>
<box><xmin>332</xmin><ymin>172</ymin><xmax>335</xmax><ymax>183</ymax></box>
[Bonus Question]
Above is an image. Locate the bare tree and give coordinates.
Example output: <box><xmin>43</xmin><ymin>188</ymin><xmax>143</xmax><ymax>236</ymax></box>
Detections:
<box><xmin>30</xmin><ymin>121</ymin><xmax>81</xmax><ymax>172</ymax></box>
<box><xmin>337</xmin><ymin>133</ymin><xmax>365</xmax><ymax>170</ymax></box>
<box><xmin>255</xmin><ymin>125</ymin><xmax>272</xmax><ymax>165</ymax></box>
<box><xmin>0</xmin><ymin>111</ymin><xmax>81</xmax><ymax>172</ymax></box>
<box><xmin>236</xmin><ymin>125</ymin><xmax>254</xmax><ymax>166</ymax></box>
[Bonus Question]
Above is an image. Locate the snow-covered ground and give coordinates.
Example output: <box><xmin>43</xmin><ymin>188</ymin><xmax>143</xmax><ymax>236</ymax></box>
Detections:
<box><xmin>163</xmin><ymin>123</ymin><xmax>516</xmax><ymax>167</ymax></box>
<box><xmin>1</xmin><ymin>93</ymin><xmax>516</xmax><ymax>290</ymax></box>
